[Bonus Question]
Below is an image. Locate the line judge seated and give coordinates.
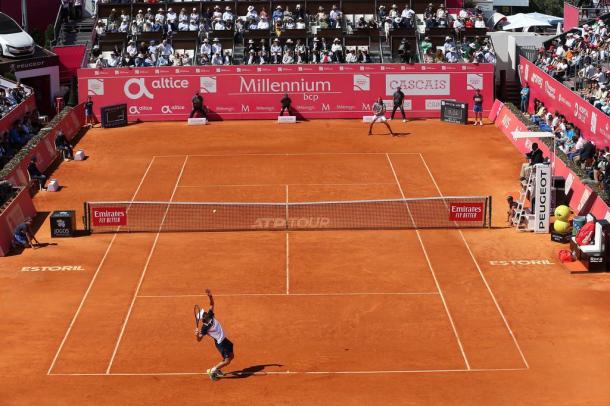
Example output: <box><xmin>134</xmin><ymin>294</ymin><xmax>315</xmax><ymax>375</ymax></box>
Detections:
<box><xmin>190</xmin><ymin>91</ymin><xmax>207</xmax><ymax>119</ymax></box>
<box><xmin>280</xmin><ymin>93</ymin><xmax>293</xmax><ymax>116</ymax></box>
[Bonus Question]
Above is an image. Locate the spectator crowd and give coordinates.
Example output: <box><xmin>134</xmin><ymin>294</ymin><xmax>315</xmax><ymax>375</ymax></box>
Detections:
<box><xmin>527</xmin><ymin>98</ymin><xmax>610</xmax><ymax>195</ymax></box>
<box><xmin>90</xmin><ymin>2</ymin><xmax>492</xmax><ymax>67</ymax></box>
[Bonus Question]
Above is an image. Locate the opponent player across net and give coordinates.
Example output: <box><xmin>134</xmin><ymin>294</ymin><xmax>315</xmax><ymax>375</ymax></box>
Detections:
<box><xmin>368</xmin><ymin>97</ymin><xmax>395</xmax><ymax>136</ymax></box>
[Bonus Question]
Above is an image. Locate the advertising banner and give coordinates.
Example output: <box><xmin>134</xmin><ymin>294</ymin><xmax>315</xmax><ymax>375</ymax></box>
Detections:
<box><xmin>534</xmin><ymin>164</ymin><xmax>551</xmax><ymax>233</ymax></box>
<box><xmin>448</xmin><ymin>202</ymin><xmax>484</xmax><ymax>221</ymax></box>
<box><xmin>91</xmin><ymin>206</ymin><xmax>127</xmax><ymax>227</ymax></box>
<box><xmin>519</xmin><ymin>56</ymin><xmax>610</xmax><ymax>148</ymax></box>
<box><xmin>78</xmin><ymin>63</ymin><xmax>494</xmax><ymax>121</ymax></box>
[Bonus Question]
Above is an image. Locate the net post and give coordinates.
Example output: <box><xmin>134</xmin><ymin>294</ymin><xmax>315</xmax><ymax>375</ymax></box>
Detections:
<box><xmin>83</xmin><ymin>202</ymin><xmax>90</xmax><ymax>232</ymax></box>
<box><xmin>285</xmin><ymin>199</ymin><xmax>289</xmax><ymax>231</ymax></box>
<box><xmin>487</xmin><ymin>196</ymin><xmax>492</xmax><ymax>228</ymax></box>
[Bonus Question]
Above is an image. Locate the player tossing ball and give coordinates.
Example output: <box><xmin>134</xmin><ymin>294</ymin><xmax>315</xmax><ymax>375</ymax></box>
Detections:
<box><xmin>194</xmin><ymin>289</ymin><xmax>234</xmax><ymax>381</ymax></box>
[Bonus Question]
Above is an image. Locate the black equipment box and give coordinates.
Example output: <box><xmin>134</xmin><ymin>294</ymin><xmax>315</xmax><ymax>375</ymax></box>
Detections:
<box><xmin>440</xmin><ymin>100</ymin><xmax>468</xmax><ymax>125</ymax></box>
<box><xmin>100</xmin><ymin>104</ymin><xmax>128</xmax><ymax>128</ymax></box>
<box><xmin>50</xmin><ymin>210</ymin><xmax>76</xmax><ymax>237</ymax></box>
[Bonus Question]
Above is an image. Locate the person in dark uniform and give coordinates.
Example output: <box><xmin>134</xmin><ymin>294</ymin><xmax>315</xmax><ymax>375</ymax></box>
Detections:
<box><xmin>195</xmin><ymin>289</ymin><xmax>235</xmax><ymax>381</ymax></box>
<box><xmin>27</xmin><ymin>157</ymin><xmax>46</xmax><ymax>191</ymax></box>
<box><xmin>84</xmin><ymin>96</ymin><xmax>94</xmax><ymax>127</ymax></box>
<box><xmin>398</xmin><ymin>39</ymin><xmax>412</xmax><ymax>64</ymax></box>
<box><xmin>390</xmin><ymin>86</ymin><xmax>407</xmax><ymax>122</ymax></box>
<box><xmin>189</xmin><ymin>91</ymin><xmax>206</xmax><ymax>118</ymax></box>
<box><xmin>280</xmin><ymin>93</ymin><xmax>292</xmax><ymax>116</ymax></box>
<box><xmin>55</xmin><ymin>130</ymin><xmax>74</xmax><ymax>160</ymax></box>
<box><xmin>12</xmin><ymin>217</ymin><xmax>40</xmax><ymax>250</ymax></box>
<box><xmin>368</xmin><ymin>97</ymin><xmax>394</xmax><ymax>136</ymax></box>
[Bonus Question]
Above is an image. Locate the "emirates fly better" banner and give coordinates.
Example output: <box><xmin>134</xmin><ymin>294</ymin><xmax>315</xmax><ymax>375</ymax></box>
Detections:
<box><xmin>78</xmin><ymin>63</ymin><xmax>493</xmax><ymax>121</ymax></box>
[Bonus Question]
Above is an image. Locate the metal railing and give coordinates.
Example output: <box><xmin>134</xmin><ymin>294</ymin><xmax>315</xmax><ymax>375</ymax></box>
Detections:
<box><xmin>517</xmin><ymin>45</ymin><xmax>538</xmax><ymax>63</ymax></box>
<box><xmin>50</xmin><ymin>5</ymin><xmax>62</xmax><ymax>47</ymax></box>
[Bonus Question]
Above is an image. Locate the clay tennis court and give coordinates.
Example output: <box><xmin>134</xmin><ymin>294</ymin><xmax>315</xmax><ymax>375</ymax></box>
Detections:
<box><xmin>2</xmin><ymin>119</ymin><xmax>610</xmax><ymax>404</ymax></box>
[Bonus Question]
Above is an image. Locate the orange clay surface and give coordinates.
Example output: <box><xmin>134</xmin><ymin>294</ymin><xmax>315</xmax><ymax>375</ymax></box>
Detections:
<box><xmin>2</xmin><ymin>119</ymin><xmax>610</xmax><ymax>405</ymax></box>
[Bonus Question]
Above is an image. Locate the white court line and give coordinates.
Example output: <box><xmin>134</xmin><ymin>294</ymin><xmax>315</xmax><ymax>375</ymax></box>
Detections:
<box><xmin>47</xmin><ymin>157</ymin><xmax>157</xmax><ymax>375</ymax></box>
<box><xmin>385</xmin><ymin>153</ymin><xmax>471</xmax><ymax>371</ymax></box>
<box><xmin>417</xmin><ymin>153</ymin><xmax>530</xmax><ymax>370</ymax></box>
<box><xmin>285</xmin><ymin>184</ymin><xmax>290</xmax><ymax>295</ymax></box>
<box><xmin>106</xmin><ymin>156</ymin><xmax>190</xmax><ymax>374</ymax></box>
<box><xmin>137</xmin><ymin>292</ymin><xmax>439</xmax><ymax>298</ymax></box>
<box><xmin>177</xmin><ymin>182</ymin><xmax>397</xmax><ymax>188</ymax></box>
<box><xmin>153</xmin><ymin>152</ymin><xmax>421</xmax><ymax>158</ymax></box>
<box><xmin>49</xmin><ymin>367</ymin><xmax>528</xmax><ymax>377</ymax></box>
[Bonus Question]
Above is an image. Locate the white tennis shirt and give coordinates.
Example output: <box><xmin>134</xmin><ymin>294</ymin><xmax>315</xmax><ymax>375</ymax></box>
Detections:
<box><xmin>206</xmin><ymin>319</ymin><xmax>226</xmax><ymax>344</ymax></box>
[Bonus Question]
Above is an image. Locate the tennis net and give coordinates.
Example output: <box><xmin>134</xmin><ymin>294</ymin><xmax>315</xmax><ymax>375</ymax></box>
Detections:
<box><xmin>84</xmin><ymin>196</ymin><xmax>492</xmax><ymax>233</ymax></box>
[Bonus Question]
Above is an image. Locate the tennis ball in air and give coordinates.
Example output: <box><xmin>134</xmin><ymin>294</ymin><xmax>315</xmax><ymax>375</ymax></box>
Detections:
<box><xmin>212</xmin><ymin>209</ymin><xmax>217</xmax><ymax>213</ymax></box>
<box><xmin>553</xmin><ymin>219</ymin><xmax>570</xmax><ymax>234</ymax></box>
<box><xmin>554</xmin><ymin>205</ymin><xmax>570</xmax><ymax>222</ymax></box>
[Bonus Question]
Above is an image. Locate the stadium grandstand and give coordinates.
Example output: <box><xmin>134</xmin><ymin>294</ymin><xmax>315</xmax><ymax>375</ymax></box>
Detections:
<box><xmin>85</xmin><ymin>1</ymin><xmax>494</xmax><ymax>66</ymax></box>
<box><xmin>3</xmin><ymin>0</ymin><xmax>610</xmax><ymax>405</ymax></box>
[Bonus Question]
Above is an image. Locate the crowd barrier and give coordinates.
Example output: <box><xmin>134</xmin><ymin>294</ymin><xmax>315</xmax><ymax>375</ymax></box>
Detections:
<box><xmin>0</xmin><ymin>103</ymin><xmax>86</xmax><ymax>256</ymax></box>
<box><xmin>0</xmin><ymin>187</ymin><xmax>36</xmax><ymax>256</ymax></box>
<box><xmin>492</xmin><ymin>101</ymin><xmax>610</xmax><ymax>221</ymax></box>
<box><xmin>78</xmin><ymin>63</ymin><xmax>494</xmax><ymax>121</ymax></box>
<box><xmin>4</xmin><ymin>103</ymin><xmax>85</xmax><ymax>187</ymax></box>
<box><xmin>519</xmin><ymin>56</ymin><xmax>610</xmax><ymax>148</ymax></box>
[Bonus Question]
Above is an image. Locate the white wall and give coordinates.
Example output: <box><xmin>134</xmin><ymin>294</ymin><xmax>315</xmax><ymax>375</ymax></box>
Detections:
<box><xmin>488</xmin><ymin>32</ymin><xmax>554</xmax><ymax>79</ymax></box>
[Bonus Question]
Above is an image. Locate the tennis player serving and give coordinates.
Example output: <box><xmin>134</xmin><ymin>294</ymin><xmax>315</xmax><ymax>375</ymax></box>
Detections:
<box><xmin>194</xmin><ymin>289</ymin><xmax>234</xmax><ymax>381</ymax></box>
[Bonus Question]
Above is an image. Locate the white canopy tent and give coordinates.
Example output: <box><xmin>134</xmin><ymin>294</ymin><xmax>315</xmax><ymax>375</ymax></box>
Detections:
<box><xmin>527</xmin><ymin>12</ymin><xmax>564</xmax><ymax>26</ymax></box>
<box><xmin>503</xmin><ymin>13</ymin><xmax>552</xmax><ymax>31</ymax></box>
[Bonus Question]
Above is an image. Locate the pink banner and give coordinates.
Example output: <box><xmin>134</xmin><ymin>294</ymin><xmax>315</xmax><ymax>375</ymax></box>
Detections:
<box><xmin>0</xmin><ymin>186</ymin><xmax>36</xmax><ymax>256</ymax></box>
<box><xmin>78</xmin><ymin>63</ymin><xmax>494</xmax><ymax>121</ymax></box>
<box><xmin>494</xmin><ymin>102</ymin><xmax>609</xmax><ymax>220</ymax></box>
<box><xmin>563</xmin><ymin>2</ymin><xmax>580</xmax><ymax>33</ymax></box>
<box><xmin>519</xmin><ymin>56</ymin><xmax>610</xmax><ymax>148</ymax></box>
<box><xmin>5</xmin><ymin>103</ymin><xmax>86</xmax><ymax>187</ymax></box>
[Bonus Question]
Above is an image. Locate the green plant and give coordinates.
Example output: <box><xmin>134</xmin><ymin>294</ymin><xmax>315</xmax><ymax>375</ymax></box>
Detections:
<box><xmin>29</xmin><ymin>28</ymin><xmax>43</xmax><ymax>47</ymax></box>
<box><xmin>44</xmin><ymin>24</ymin><xmax>55</xmax><ymax>49</ymax></box>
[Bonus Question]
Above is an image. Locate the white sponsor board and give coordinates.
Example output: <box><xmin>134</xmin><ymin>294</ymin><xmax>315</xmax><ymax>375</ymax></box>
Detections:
<box><xmin>187</xmin><ymin>118</ymin><xmax>208</xmax><ymax>125</ymax></box>
<box><xmin>385</xmin><ymin>74</ymin><xmax>450</xmax><ymax>96</ymax></box>
<box><xmin>534</xmin><ymin>164</ymin><xmax>551</xmax><ymax>233</ymax></box>
<box><xmin>278</xmin><ymin>116</ymin><xmax>296</xmax><ymax>123</ymax></box>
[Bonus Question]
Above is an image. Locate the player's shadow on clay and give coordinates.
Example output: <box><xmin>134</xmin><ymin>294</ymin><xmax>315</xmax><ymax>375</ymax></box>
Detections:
<box><xmin>223</xmin><ymin>364</ymin><xmax>284</xmax><ymax>379</ymax></box>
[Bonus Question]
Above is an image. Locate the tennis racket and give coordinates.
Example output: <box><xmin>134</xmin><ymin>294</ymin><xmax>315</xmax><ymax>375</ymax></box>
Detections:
<box><xmin>194</xmin><ymin>304</ymin><xmax>202</xmax><ymax>329</ymax></box>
